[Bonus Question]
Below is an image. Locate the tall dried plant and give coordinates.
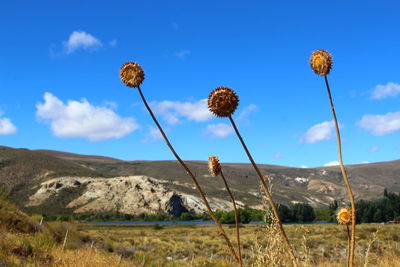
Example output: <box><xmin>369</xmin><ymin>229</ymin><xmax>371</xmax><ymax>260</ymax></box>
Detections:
<box><xmin>207</xmin><ymin>87</ymin><xmax>298</xmax><ymax>267</ymax></box>
<box><xmin>119</xmin><ymin>62</ymin><xmax>240</xmax><ymax>265</ymax></box>
<box><xmin>208</xmin><ymin>156</ymin><xmax>243</xmax><ymax>267</ymax></box>
<box><xmin>310</xmin><ymin>49</ymin><xmax>356</xmax><ymax>267</ymax></box>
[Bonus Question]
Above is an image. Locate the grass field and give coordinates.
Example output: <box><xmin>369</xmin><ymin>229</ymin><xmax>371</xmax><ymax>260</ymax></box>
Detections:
<box><xmin>2</xmin><ymin>219</ymin><xmax>400</xmax><ymax>266</ymax></box>
<box><xmin>77</xmin><ymin>223</ymin><xmax>400</xmax><ymax>266</ymax></box>
<box><xmin>2</xmin><ymin>192</ymin><xmax>400</xmax><ymax>266</ymax></box>
<box><xmin>2</xmin><ymin>222</ymin><xmax>392</xmax><ymax>266</ymax></box>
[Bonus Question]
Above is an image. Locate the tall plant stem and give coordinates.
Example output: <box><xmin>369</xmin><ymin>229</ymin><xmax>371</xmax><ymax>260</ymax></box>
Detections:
<box><xmin>346</xmin><ymin>225</ymin><xmax>351</xmax><ymax>267</ymax></box>
<box><xmin>324</xmin><ymin>76</ymin><xmax>356</xmax><ymax>267</ymax></box>
<box><xmin>228</xmin><ymin>116</ymin><xmax>298</xmax><ymax>267</ymax></box>
<box><xmin>220</xmin><ymin>170</ymin><xmax>243</xmax><ymax>267</ymax></box>
<box><xmin>136</xmin><ymin>86</ymin><xmax>240</xmax><ymax>265</ymax></box>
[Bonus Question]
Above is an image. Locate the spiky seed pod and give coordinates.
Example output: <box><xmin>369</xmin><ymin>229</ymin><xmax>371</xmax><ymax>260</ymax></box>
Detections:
<box><xmin>310</xmin><ymin>49</ymin><xmax>333</xmax><ymax>76</ymax></box>
<box><xmin>208</xmin><ymin>156</ymin><xmax>221</xmax><ymax>177</ymax></box>
<box><xmin>208</xmin><ymin>87</ymin><xmax>239</xmax><ymax>117</ymax></box>
<box><xmin>336</xmin><ymin>207</ymin><xmax>352</xmax><ymax>225</ymax></box>
<box><xmin>120</xmin><ymin>62</ymin><xmax>145</xmax><ymax>88</ymax></box>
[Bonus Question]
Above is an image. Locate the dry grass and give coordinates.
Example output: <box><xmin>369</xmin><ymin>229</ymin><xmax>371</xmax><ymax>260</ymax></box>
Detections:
<box><xmin>1</xmin><ymin>222</ymin><xmax>400</xmax><ymax>266</ymax></box>
<box><xmin>78</xmin><ymin>223</ymin><xmax>400</xmax><ymax>267</ymax></box>
<box><xmin>2</xmin><ymin>193</ymin><xmax>400</xmax><ymax>266</ymax></box>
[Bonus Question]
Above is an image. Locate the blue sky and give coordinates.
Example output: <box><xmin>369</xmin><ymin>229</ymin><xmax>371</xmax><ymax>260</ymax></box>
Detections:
<box><xmin>1</xmin><ymin>1</ymin><xmax>399</xmax><ymax>167</ymax></box>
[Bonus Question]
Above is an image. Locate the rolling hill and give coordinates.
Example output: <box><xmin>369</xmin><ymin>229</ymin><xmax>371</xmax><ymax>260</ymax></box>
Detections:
<box><xmin>0</xmin><ymin>146</ymin><xmax>399</xmax><ymax>216</ymax></box>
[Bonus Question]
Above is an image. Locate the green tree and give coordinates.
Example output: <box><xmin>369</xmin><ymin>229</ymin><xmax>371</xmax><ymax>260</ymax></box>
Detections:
<box><xmin>220</xmin><ymin>211</ymin><xmax>236</xmax><ymax>224</ymax></box>
<box><xmin>179</xmin><ymin>212</ymin><xmax>194</xmax><ymax>221</ymax></box>
<box><xmin>278</xmin><ymin>204</ymin><xmax>293</xmax><ymax>222</ymax></box>
<box><xmin>291</xmin><ymin>203</ymin><xmax>316</xmax><ymax>222</ymax></box>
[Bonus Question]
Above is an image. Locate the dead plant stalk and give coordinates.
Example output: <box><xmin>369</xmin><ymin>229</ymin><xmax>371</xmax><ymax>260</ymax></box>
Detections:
<box><xmin>324</xmin><ymin>76</ymin><xmax>356</xmax><ymax>267</ymax></box>
<box><xmin>220</xmin><ymin>169</ymin><xmax>243</xmax><ymax>267</ymax></box>
<box><xmin>228</xmin><ymin>115</ymin><xmax>298</xmax><ymax>267</ymax></box>
<box><xmin>135</xmin><ymin>85</ymin><xmax>240</xmax><ymax>265</ymax></box>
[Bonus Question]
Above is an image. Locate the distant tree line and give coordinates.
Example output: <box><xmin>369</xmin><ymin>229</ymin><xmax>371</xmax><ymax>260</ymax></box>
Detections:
<box><xmin>43</xmin><ymin>205</ymin><xmax>317</xmax><ymax>224</ymax></box>
<box><xmin>355</xmin><ymin>189</ymin><xmax>400</xmax><ymax>223</ymax></box>
<box><xmin>43</xmin><ymin>190</ymin><xmax>400</xmax><ymax>224</ymax></box>
<box><xmin>322</xmin><ymin>189</ymin><xmax>400</xmax><ymax>224</ymax></box>
<box><xmin>277</xmin><ymin>203</ymin><xmax>316</xmax><ymax>223</ymax></box>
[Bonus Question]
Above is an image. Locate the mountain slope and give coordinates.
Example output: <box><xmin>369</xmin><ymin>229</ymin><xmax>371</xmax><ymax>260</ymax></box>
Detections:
<box><xmin>0</xmin><ymin>146</ymin><xmax>106</xmax><ymax>205</ymax></box>
<box><xmin>1</xmin><ymin>146</ymin><xmax>399</xmax><ymax>215</ymax></box>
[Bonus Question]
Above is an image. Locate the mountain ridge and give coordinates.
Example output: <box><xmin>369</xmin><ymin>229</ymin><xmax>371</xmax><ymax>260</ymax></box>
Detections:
<box><xmin>1</xmin><ymin>145</ymin><xmax>399</xmax><ymax>216</ymax></box>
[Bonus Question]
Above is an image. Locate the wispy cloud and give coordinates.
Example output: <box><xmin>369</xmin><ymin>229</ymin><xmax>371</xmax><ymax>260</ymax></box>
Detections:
<box><xmin>274</xmin><ymin>152</ymin><xmax>283</xmax><ymax>159</ymax></box>
<box><xmin>300</xmin><ymin>121</ymin><xmax>340</xmax><ymax>144</ymax></box>
<box><xmin>236</xmin><ymin>104</ymin><xmax>258</xmax><ymax>124</ymax></box>
<box><xmin>0</xmin><ymin>111</ymin><xmax>17</xmax><ymax>135</ymax></box>
<box><xmin>324</xmin><ymin>160</ymin><xmax>339</xmax><ymax>167</ymax></box>
<box><xmin>63</xmin><ymin>31</ymin><xmax>102</xmax><ymax>54</ymax></box>
<box><xmin>141</xmin><ymin>126</ymin><xmax>163</xmax><ymax>143</ymax></box>
<box><xmin>370</xmin><ymin>82</ymin><xmax>400</xmax><ymax>100</ymax></box>
<box><xmin>171</xmin><ymin>22</ymin><xmax>179</xmax><ymax>31</ymax></box>
<box><xmin>357</xmin><ymin>111</ymin><xmax>400</xmax><ymax>135</ymax></box>
<box><xmin>109</xmin><ymin>39</ymin><xmax>118</xmax><ymax>47</ymax></box>
<box><xmin>204</xmin><ymin>123</ymin><xmax>233</xmax><ymax>138</ymax></box>
<box><xmin>151</xmin><ymin>99</ymin><xmax>212</xmax><ymax>125</ymax></box>
<box><xmin>51</xmin><ymin>31</ymin><xmax>103</xmax><ymax>56</ymax></box>
<box><xmin>369</xmin><ymin>145</ymin><xmax>379</xmax><ymax>153</ymax></box>
<box><xmin>36</xmin><ymin>92</ymin><xmax>138</xmax><ymax>141</ymax></box>
<box><xmin>174</xmin><ymin>50</ymin><xmax>191</xmax><ymax>58</ymax></box>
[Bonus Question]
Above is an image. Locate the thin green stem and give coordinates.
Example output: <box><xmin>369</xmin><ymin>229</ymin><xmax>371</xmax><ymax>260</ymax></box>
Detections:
<box><xmin>324</xmin><ymin>76</ymin><xmax>356</xmax><ymax>267</ymax></box>
<box><xmin>136</xmin><ymin>86</ymin><xmax>240</xmax><ymax>265</ymax></box>
<box><xmin>220</xmin><ymin>170</ymin><xmax>243</xmax><ymax>267</ymax></box>
<box><xmin>228</xmin><ymin>116</ymin><xmax>298</xmax><ymax>267</ymax></box>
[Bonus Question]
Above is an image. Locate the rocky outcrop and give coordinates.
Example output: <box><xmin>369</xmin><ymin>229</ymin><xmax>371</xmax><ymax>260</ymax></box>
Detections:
<box><xmin>27</xmin><ymin>176</ymin><xmax>234</xmax><ymax>216</ymax></box>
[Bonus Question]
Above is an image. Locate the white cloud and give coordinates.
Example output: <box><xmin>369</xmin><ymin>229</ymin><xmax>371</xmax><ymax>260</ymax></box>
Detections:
<box><xmin>36</xmin><ymin>92</ymin><xmax>138</xmax><ymax>141</ymax></box>
<box><xmin>301</xmin><ymin>121</ymin><xmax>338</xmax><ymax>144</ymax></box>
<box><xmin>274</xmin><ymin>152</ymin><xmax>283</xmax><ymax>159</ymax></box>
<box><xmin>141</xmin><ymin>126</ymin><xmax>164</xmax><ymax>143</ymax></box>
<box><xmin>369</xmin><ymin>145</ymin><xmax>379</xmax><ymax>153</ymax></box>
<box><xmin>204</xmin><ymin>123</ymin><xmax>233</xmax><ymax>138</ymax></box>
<box><xmin>63</xmin><ymin>31</ymin><xmax>102</xmax><ymax>54</ymax></box>
<box><xmin>148</xmin><ymin>127</ymin><xmax>162</xmax><ymax>140</ymax></box>
<box><xmin>151</xmin><ymin>99</ymin><xmax>212</xmax><ymax>125</ymax></box>
<box><xmin>236</xmin><ymin>104</ymin><xmax>258</xmax><ymax>123</ymax></box>
<box><xmin>370</xmin><ymin>82</ymin><xmax>400</xmax><ymax>100</ymax></box>
<box><xmin>300</xmin><ymin>165</ymin><xmax>308</xmax><ymax>168</ymax></box>
<box><xmin>0</xmin><ymin>116</ymin><xmax>17</xmax><ymax>135</ymax></box>
<box><xmin>109</xmin><ymin>39</ymin><xmax>118</xmax><ymax>47</ymax></box>
<box><xmin>357</xmin><ymin>111</ymin><xmax>400</xmax><ymax>135</ymax></box>
<box><xmin>174</xmin><ymin>50</ymin><xmax>191</xmax><ymax>58</ymax></box>
<box><xmin>324</xmin><ymin>160</ymin><xmax>340</xmax><ymax>167</ymax></box>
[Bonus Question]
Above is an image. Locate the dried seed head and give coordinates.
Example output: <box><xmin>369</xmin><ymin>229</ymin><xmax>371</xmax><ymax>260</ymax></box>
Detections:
<box><xmin>336</xmin><ymin>207</ymin><xmax>352</xmax><ymax>225</ymax></box>
<box><xmin>208</xmin><ymin>156</ymin><xmax>221</xmax><ymax>177</ymax></box>
<box><xmin>120</xmin><ymin>62</ymin><xmax>145</xmax><ymax>88</ymax></box>
<box><xmin>208</xmin><ymin>87</ymin><xmax>239</xmax><ymax>117</ymax></box>
<box><xmin>310</xmin><ymin>49</ymin><xmax>333</xmax><ymax>76</ymax></box>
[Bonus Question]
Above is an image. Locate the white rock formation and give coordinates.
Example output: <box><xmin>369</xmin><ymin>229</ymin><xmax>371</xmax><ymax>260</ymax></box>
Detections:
<box><xmin>27</xmin><ymin>175</ymin><xmax>235</xmax><ymax>215</ymax></box>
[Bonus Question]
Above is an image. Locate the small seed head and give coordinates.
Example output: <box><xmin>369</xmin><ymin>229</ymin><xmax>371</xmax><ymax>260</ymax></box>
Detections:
<box><xmin>336</xmin><ymin>207</ymin><xmax>352</xmax><ymax>225</ymax></box>
<box><xmin>208</xmin><ymin>87</ymin><xmax>239</xmax><ymax>117</ymax></box>
<box><xmin>120</xmin><ymin>62</ymin><xmax>145</xmax><ymax>88</ymax></box>
<box><xmin>208</xmin><ymin>156</ymin><xmax>221</xmax><ymax>177</ymax></box>
<box><xmin>310</xmin><ymin>49</ymin><xmax>333</xmax><ymax>76</ymax></box>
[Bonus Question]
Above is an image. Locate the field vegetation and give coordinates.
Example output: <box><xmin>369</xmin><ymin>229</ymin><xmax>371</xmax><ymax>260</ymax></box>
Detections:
<box><xmin>1</xmin><ymin>191</ymin><xmax>400</xmax><ymax>266</ymax></box>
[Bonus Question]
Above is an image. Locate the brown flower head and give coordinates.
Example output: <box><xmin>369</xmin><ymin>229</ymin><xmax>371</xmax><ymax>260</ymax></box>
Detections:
<box><xmin>120</xmin><ymin>62</ymin><xmax>145</xmax><ymax>88</ymax></box>
<box><xmin>208</xmin><ymin>87</ymin><xmax>239</xmax><ymax>117</ymax></box>
<box><xmin>336</xmin><ymin>207</ymin><xmax>352</xmax><ymax>225</ymax></box>
<box><xmin>208</xmin><ymin>156</ymin><xmax>221</xmax><ymax>177</ymax></box>
<box><xmin>309</xmin><ymin>49</ymin><xmax>333</xmax><ymax>76</ymax></box>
